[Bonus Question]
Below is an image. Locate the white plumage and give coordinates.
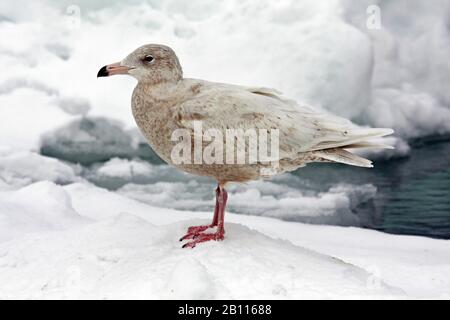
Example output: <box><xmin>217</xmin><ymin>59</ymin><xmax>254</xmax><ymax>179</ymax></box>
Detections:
<box><xmin>177</xmin><ymin>79</ymin><xmax>393</xmax><ymax>168</ymax></box>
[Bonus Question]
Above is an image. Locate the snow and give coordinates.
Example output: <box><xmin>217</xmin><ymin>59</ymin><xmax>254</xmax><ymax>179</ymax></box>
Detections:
<box><xmin>96</xmin><ymin>158</ymin><xmax>154</xmax><ymax>178</ymax></box>
<box><xmin>1</xmin><ymin>0</ymin><xmax>450</xmax><ymax>150</ymax></box>
<box><xmin>0</xmin><ymin>181</ymin><xmax>87</xmax><ymax>242</ymax></box>
<box><xmin>0</xmin><ymin>180</ymin><xmax>449</xmax><ymax>299</ymax></box>
<box><xmin>0</xmin><ymin>88</ymin><xmax>76</xmax><ymax>151</ymax></box>
<box><xmin>1</xmin><ymin>0</ymin><xmax>450</xmax><ymax>299</ymax></box>
<box><xmin>0</xmin><ymin>149</ymin><xmax>80</xmax><ymax>191</ymax></box>
<box><xmin>342</xmin><ymin>0</ymin><xmax>450</xmax><ymax>138</ymax></box>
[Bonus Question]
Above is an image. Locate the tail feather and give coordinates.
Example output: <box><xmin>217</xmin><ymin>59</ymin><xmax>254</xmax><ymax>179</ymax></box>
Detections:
<box><xmin>344</xmin><ymin>141</ymin><xmax>394</xmax><ymax>150</ymax></box>
<box><xmin>311</xmin><ymin>127</ymin><xmax>394</xmax><ymax>151</ymax></box>
<box><xmin>314</xmin><ymin>148</ymin><xmax>373</xmax><ymax>168</ymax></box>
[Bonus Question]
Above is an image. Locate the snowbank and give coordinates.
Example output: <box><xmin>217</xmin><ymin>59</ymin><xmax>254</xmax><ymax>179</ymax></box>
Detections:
<box><xmin>0</xmin><ymin>216</ymin><xmax>400</xmax><ymax>299</ymax></box>
<box><xmin>1</xmin><ymin>0</ymin><xmax>450</xmax><ymax>151</ymax></box>
<box><xmin>0</xmin><ymin>88</ymin><xmax>76</xmax><ymax>151</ymax></box>
<box><xmin>0</xmin><ymin>181</ymin><xmax>87</xmax><ymax>242</ymax></box>
<box><xmin>344</xmin><ymin>0</ymin><xmax>450</xmax><ymax>138</ymax></box>
<box><xmin>0</xmin><ymin>180</ymin><xmax>449</xmax><ymax>299</ymax></box>
<box><xmin>0</xmin><ymin>149</ymin><xmax>80</xmax><ymax>191</ymax></box>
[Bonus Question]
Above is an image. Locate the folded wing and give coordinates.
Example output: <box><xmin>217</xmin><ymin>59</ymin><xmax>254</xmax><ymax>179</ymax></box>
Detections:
<box><xmin>175</xmin><ymin>81</ymin><xmax>393</xmax><ymax>166</ymax></box>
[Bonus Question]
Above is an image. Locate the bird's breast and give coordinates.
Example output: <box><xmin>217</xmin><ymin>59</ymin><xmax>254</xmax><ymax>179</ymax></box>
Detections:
<box><xmin>131</xmin><ymin>92</ymin><xmax>181</xmax><ymax>164</ymax></box>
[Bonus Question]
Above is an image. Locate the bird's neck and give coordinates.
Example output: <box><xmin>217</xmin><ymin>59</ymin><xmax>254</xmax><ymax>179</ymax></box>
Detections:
<box><xmin>136</xmin><ymin>80</ymin><xmax>181</xmax><ymax>101</ymax></box>
<box><xmin>132</xmin><ymin>80</ymin><xmax>191</xmax><ymax>116</ymax></box>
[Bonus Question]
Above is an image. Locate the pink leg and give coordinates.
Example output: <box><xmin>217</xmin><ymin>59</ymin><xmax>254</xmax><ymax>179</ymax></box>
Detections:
<box><xmin>181</xmin><ymin>185</ymin><xmax>228</xmax><ymax>248</ymax></box>
<box><xmin>211</xmin><ymin>186</ymin><xmax>220</xmax><ymax>226</ymax></box>
<box><xmin>179</xmin><ymin>186</ymin><xmax>220</xmax><ymax>241</ymax></box>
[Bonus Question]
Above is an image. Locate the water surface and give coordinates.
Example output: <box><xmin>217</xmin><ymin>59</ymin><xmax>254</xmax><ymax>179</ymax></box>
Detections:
<box><xmin>295</xmin><ymin>137</ymin><xmax>450</xmax><ymax>239</ymax></box>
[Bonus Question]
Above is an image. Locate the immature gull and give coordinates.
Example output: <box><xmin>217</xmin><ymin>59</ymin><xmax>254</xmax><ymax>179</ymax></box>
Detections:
<box><xmin>98</xmin><ymin>44</ymin><xmax>393</xmax><ymax>248</ymax></box>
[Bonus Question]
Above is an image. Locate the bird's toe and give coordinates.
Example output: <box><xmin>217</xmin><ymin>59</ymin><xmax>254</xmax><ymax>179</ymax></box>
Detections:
<box><xmin>181</xmin><ymin>232</ymin><xmax>225</xmax><ymax>249</ymax></box>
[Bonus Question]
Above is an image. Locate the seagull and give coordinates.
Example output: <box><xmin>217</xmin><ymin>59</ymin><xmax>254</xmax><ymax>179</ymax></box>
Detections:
<box><xmin>98</xmin><ymin>44</ymin><xmax>393</xmax><ymax>248</ymax></box>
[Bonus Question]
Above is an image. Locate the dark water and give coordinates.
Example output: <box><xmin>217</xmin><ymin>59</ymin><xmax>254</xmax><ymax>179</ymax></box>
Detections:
<box><xmin>295</xmin><ymin>136</ymin><xmax>450</xmax><ymax>239</ymax></box>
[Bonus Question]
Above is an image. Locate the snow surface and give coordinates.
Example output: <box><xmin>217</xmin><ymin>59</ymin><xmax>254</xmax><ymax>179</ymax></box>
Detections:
<box><xmin>1</xmin><ymin>0</ymin><xmax>450</xmax><ymax>299</ymax></box>
<box><xmin>0</xmin><ymin>148</ymin><xmax>80</xmax><ymax>191</ymax></box>
<box><xmin>0</xmin><ymin>179</ymin><xmax>449</xmax><ymax>299</ymax></box>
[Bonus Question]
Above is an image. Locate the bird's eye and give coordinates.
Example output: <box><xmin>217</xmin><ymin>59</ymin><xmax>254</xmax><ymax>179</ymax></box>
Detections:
<box><xmin>143</xmin><ymin>55</ymin><xmax>154</xmax><ymax>63</ymax></box>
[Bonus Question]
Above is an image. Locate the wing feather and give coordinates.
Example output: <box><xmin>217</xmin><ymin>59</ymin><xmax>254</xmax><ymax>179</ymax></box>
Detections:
<box><xmin>175</xmin><ymin>81</ymin><xmax>392</xmax><ymax>160</ymax></box>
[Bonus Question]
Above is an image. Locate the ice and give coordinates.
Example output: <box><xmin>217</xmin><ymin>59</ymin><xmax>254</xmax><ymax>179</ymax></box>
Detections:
<box><xmin>40</xmin><ymin>117</ymin><xmax>135</xmax><ymax>165</ymax></box>
<box><xmin>79</xmin><ymin>157</ymin><xmax>378</xmax><ymax>226</ymax></box>
<box><xmin>357</xmin><ymin>136</ymin><xmax>410</xmax><ymax>160</ymax></box>
<box><xmin>73</xmin><ymin>158</ymin><xmax>375</xmax><ymax>226</ymax></box>
<box><xmin>343</xmin><ymin>0</ymin><xmax>450</xmax><ymax>138</ymax></box>
<box><xmin>0</xmin><ymin>148</ymin><xmax>80</xmax><ymax>190</ymax></box>
<box><xmin>98</xmin><ymin>160</ymin><xmax>377</xmax><ymax>226</ymax></box>
<box><xmin>84</xmin><ymin>158</ymin><xmax>186</xmax><ymax>189</ymax></box>
<box><xmin>96</xmin><ymin>158</ymin><xmax>154</xmax><ymax>177</ymax></box>
<box><xmin>40</xmin><ymin>117</ymin><xmax>161</xmax><ymax>165</ymax></box>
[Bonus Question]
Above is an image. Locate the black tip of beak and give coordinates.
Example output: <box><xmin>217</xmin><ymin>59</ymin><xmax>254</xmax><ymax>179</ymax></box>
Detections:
<box><xmin>97</xmin><ymin>66</ymin><xmax>109</xmax><ymax>78</ymax></box>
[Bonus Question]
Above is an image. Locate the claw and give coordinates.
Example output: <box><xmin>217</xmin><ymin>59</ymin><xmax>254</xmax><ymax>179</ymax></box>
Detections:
<box><xmin>182</xmin><ymin>232</ymin><xmax>224</xmax><ymax>249</ymax></box>
<box><xmin>180</xmin><ymin>232</ymin><xmax>196</xmax><ymax>241</ymax></box>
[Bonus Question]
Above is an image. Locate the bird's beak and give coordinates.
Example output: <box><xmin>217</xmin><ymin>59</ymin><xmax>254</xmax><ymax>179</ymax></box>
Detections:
<box><xmin>97</xmin><ymin>62</ymin><xmax>133</xmax><ymax>77</ymax></box>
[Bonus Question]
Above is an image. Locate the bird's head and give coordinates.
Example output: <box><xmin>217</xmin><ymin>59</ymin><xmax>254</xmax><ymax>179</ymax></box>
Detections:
<box><xmin>97</xmin><ymin>44</ymin><xmax>183</xmax><ymax>85</ymax></box>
